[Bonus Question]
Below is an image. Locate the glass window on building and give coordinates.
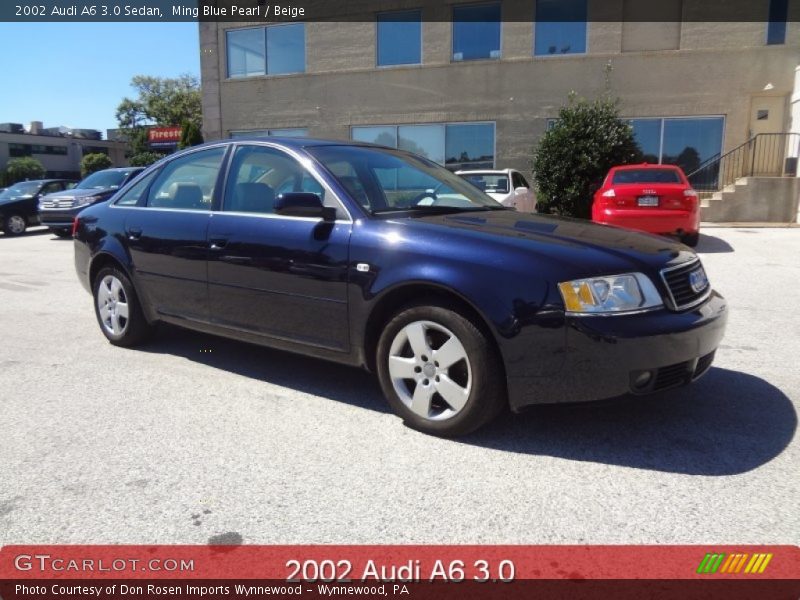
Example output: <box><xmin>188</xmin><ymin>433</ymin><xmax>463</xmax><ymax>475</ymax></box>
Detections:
<box><xmin>377</xmin><ymin>10</ymin><xmax>422</xmax><ymax>66</ymax></box>
<box><xmin>351</xmin><ymin>126</ymin><xmax>398</xmax><ymax>147</ymax></box>
<box><xmin>534</xmin><ymin>0</ymin><xmax>587</xmax><ymax>56</ymax></box>
<box><xmin>227</xmin><ymin>28</ymin><xmax>266</xmax><ymax>78</ymax></box>
<box><xmin>629</xmin><ymin>119</ymin><xmax>661</xmax><ymax>163</ymax></box>
<box><xmin>230</xmin><ymin>128</ymin><xmax>308</xmax><ymax>138</ymax></box>
<box><xmin>267</xmin><ymin>24</ymin><xmax>306</xmax><ymax>75</ymax></box>
<box><xmin>398</xmin><ymin>124</ymin><xmax>446</xmax><ymax>164</ymax></box>
<box><xmin>629</xmin><ymin>117</ymin><xmax>724</xmax><ymax>175</ymax></box>
<box><xmin>662</xmin><ymin>118</ymin><xmax>724</xmax><ymax>174</ymax></box>
<box><xmin>351</xmin><ymin>122</ymin><xmax>495</xmax><ymax>171</ymax></box>
<box><xmin>452</xmin><ymin>3</ymin><xmax>502</xmax><ymax>61</ymax></box>
<box><xmin>445</xmin><ymin>123</ymin><xmax>495</xmax><ymax>170</ymax></box>
<box><xmin>767</xmin><ymin>0</ymin><xmax>788</xmax><ymax>45</ymax></box>
<box><xmin>226</xmin><ymin>25</ymin><xmax>305</xmax><ymax>78</ymax></box>
<box><xmin>267</xmin><ymin>128</ymin><xmax>308</xmax><ymax>137</ymax></box>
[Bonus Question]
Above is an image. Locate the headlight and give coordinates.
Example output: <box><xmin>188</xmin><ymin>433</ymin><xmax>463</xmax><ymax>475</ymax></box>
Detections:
<box><xmin>558</xmin><ymin>273</ymin><xmax>663</xmax><ymax>315</ymax></box>
<box><xmin>76</xmin><ymin>195</ymin><xmax>102</xmax><ymax>207</ymax></box>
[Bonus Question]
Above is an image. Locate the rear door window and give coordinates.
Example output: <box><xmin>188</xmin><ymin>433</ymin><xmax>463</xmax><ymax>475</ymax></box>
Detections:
<box><xmin>115</xmin><ymin>170</ymin><xmax>159</xmax><ymax>206</ymax></box>
<box><xmin>146</xmin><ymin>147</ymin><xmax>226</xmax><ymax>210</ymax></box>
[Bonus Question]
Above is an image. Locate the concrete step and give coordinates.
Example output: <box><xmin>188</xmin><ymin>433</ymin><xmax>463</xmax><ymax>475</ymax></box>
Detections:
<box><xmin>700</xmin><ymin>176</ymin><xmax>799</xmax><ymax>222</ymax></box>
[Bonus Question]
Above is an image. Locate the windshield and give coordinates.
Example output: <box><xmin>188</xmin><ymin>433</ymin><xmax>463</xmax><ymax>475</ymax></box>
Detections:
<box><xmin>612</xmin><ymin>169</ymin><xmax>682</xmax><ymax>184</ymax></box>
<box><xmin>77</xmin><ymin>170</ymin><xmax>128</xmax><ymax>190</ymax></box>
<box><xmin>461</xmin><ymin>173</ymin><xmax>510</xmax><ymax>194</ymax></box>
<box><xmin>0</xmin><ymin>181</ymin><xmax>41</xmax><ymax>198</ymax></box>
<box><xmin>306</xmin><ymin>145</ymin><xmax>504</xmax><ymax>214</ymax></box>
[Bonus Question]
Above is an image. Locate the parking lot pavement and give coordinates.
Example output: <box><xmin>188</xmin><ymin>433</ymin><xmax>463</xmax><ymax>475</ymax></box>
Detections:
<box><xmin>0</xmin><ymin>226</ymin><xmax>798</xmax><ymax>546</ymax></box>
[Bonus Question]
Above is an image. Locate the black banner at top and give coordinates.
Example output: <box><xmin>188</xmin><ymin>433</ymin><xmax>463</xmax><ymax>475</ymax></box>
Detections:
<box><xmin>1</xmin><ymin>0</ymin><xmax>798</xmax><ymax>23</ymax></box>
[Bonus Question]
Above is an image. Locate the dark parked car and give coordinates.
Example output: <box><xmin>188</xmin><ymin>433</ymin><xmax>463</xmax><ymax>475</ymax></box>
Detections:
<box><xmin>0</xmin><ymin>179</ymin><xmax>77</xmax><ymax>235</ymax></box>
<box><xmin>39</xmin><ymin>167</ymin><xmax>144</xmax><ymax>237</ymax></box>
<box><xmin>73</xmin><ymin>139</ymin><xmax>727</xmax><ymax>436</ymax></box>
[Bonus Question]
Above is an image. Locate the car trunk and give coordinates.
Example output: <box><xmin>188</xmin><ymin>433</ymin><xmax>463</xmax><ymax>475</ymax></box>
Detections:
<box><xmin>608</xmin><ymin>184</ymin><xmax>693</xmax><ymax>211</ymax></box>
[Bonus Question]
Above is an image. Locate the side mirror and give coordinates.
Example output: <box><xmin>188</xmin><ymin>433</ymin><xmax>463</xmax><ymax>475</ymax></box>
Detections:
<box><xmin>274</xmin><ymin>192</ymin><xmax>335</xmax><ymax>221</ymax></box>
<box><xmin>514</xmin><ymin>187</ymin><xmax>528</xmax><ymax>195</ymax></box>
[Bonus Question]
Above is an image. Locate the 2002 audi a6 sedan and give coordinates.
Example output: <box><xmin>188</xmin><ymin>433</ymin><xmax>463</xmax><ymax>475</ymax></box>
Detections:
<box><xmin>73</xmin><ymin>138</ymin><xmax>727</xmax><ymax>436</ymax></box>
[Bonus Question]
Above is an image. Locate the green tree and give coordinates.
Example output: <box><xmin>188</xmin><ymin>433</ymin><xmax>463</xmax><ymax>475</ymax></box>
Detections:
<box><xmin>116</xmin><ymin>74</ymin><xmax>202</xmax><ymax>157</ymax></box>
<box><xmin>533</xmin><ymin>94</ymin><xmax>641</xmax><ymax>218</ymax></box>
<box><xmin>80</xmin><ymin>153</ymin><xmax>113</xmax><ymax>177</ymax></box>
<box><xmin>178</xmin><ymin>120</ymin><xmax>204</xmax><ymax>149</ymax></box>
<box><xmin>128</xmin><ymin>152</ymin><xmax>163</xmax><ymax>167</ymax></box>
<box><xmin>5</xmin><ymin>157</ymin><xmax>46</xmax><ymax>184</ymax></box>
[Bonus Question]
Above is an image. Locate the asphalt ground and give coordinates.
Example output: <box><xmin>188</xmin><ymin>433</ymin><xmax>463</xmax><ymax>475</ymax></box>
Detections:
<box><xmin>0</xmin><ymin>227</ymin><xmax>797</xmax><ymax>546</ymax></box>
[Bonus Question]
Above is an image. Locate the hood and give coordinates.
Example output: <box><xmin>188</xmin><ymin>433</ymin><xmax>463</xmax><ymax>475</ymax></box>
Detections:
<box><xmin>0</xmin><ymin>195</ymin><xmax>32</xmax><ymax>205</ymax></box>
<box><xmin>485</xmin><ymin>191</ymin><xmax>511</xmax><ymax>203</ymax></box>
<box><xmin>393</xmin><ymin>209</ymin><xmax>693</xmax><ymax>276</ymax></box>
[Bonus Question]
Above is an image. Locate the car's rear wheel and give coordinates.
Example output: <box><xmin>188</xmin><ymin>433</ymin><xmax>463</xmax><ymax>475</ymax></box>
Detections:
<box><xmin>376</xmin><ymin>302</ymin><xmax>506</xmax><ymax>437</ymax></box>
<box><xmin>93</xmin><ymin>267</ymin><xmax>153</xmax><ymax>347</ymax></box>
<box><xmin>681</xmin><ymin>232</ymin><xmax>700</xmax><ymax>247</ymax></box>
<box><xmin>3</xmin><ymin>214</ymin><xmax>27</xmax><ymax>236</ymax></box>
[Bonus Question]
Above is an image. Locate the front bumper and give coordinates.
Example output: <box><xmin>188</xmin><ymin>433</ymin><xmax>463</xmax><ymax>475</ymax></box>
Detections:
<box><xmin>39</xmin><ymin>206</ymin><xmax>84</xmax><ymax>227</ymax></box>
<box><xmin>507</xmin><ymin>291</ymin><xmax>727</xmax><ymax>410</ymax></box>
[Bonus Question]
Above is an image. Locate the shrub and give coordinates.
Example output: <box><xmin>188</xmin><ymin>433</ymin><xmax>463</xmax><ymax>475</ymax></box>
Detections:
<box><xmin>80</xmin><ymin>153</ymin><xmax>113</xmax><ymax>178</ymax></box>
<box><xmin>179</xmin><ymin>121</ymin><xmax>204</xmax><ymax>149</ymax></box>
<box><xmin>5</xmin><ymin>157</ymin><xmax>46</xmax><ymax>184</ymax></box>
<box><xmin>533</xmin><ymin>94</ymin><xmax>641</xmax><ymax>218</ymax></box>
<box><xmin>128</xmin><ymin>152</ymin><xmax>163</xmax><ymax>167</ymax></box>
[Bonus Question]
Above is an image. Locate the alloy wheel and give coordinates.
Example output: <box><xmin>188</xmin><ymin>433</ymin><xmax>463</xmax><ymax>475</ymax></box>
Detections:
<box><xmin>6</xmin><ymin>215</ymin><xmax>26</xmax><ymax>234</ymax></box>
<box><xmin>387</xmin><ymin>320</ymin><xmax>472</xmax><ymax>421</ymax></box>
<box><xmin>96</xmin><ymin>275</ymin><xmax>130</xmax><ymax>336</ymax></box>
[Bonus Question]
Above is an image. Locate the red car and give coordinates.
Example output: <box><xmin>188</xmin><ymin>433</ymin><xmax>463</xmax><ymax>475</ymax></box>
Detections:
<box><xmin>591</xmin><ymin>164</ymin><xmax>700</xmax><ymax>247</ymax></box>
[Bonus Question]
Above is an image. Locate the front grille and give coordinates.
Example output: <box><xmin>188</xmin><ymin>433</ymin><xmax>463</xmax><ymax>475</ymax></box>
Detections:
<box><xmin>693</xmin><ymin>351</ymin><xmax>715</xmax><ymax>379</ymax></box>
<box><xmin>660</xmin><ymin>259</ymin><xmax>711</xmax><ymax>310</ymax></box>
<box><xmin>653</xmin><ymin>360</ymin><xmax>693</xmax><ymax>391</ymax></box>
<box><xmin>40</xmin><ymin>197</ymin><xmax>75</xmax><ymax>209</ymax></box>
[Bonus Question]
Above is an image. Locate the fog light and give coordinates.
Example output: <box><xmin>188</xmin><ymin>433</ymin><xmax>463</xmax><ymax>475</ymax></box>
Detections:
<box><xmin>633</xmin><ymin>371</ymin><xmax>653</xmax><ymax>390</ymax></box>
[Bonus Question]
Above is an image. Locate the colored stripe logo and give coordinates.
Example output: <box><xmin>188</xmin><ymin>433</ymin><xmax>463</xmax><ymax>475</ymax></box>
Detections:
<box><xmin>697</xmin><ymin>552</ymin><xmax>773</xmax><ymax>574</ymax></box>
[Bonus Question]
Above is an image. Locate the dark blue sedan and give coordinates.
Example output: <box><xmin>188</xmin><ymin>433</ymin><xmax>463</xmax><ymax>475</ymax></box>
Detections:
<box><xmin>73</xmin><ymin>138</ymin><xmax>727</xmax><ymax>436</ymax></box>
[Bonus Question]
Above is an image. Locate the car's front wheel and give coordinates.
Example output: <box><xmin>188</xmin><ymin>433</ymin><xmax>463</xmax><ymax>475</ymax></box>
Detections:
<box><xmin>3</xmin><ymin>214</ymin><xmax>27</xmax><ymax>236</ymax></box>
<box><xmin>376</xmin><ymin>302</ymin><xmax>506</xmax><ymax>437</ymax></box>
<box><xmin>93</xmin><ymin>267</ymin><xmax>153</xmax><ymax>346</ymax></box>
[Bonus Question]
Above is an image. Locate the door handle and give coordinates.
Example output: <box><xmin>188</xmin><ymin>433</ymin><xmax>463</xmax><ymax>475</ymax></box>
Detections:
<box><xmin>127</xmin><ymin>227</ymin><xmax>142</xmax><ymax>240</ymax></box>
<box><xmin>209</xmin><ymin>237</ymin><xmax>228</xmax><ymax>250</ymax></box>
<box><xmin>220</xmin><ymin>255</ymin><xmax>252</xmax><ymax>265</ymax></box>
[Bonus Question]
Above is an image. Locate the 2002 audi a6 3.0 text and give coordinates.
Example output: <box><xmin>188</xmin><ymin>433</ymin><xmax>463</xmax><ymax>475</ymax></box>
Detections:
<box><xmin>73</xmin><ymin>138</ymin><xmax>727</xmax><ymax>436</ymax></box>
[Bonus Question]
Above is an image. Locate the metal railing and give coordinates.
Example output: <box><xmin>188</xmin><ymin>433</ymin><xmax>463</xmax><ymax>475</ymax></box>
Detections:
<box><xmin>687</xmin><ymin>133</ymin><xmax>800</xmax><ymax>192</ymax></box>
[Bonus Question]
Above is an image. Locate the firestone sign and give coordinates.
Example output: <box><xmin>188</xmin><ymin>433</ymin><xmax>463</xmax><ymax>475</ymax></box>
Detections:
<box><xmin>148</xmin><ymin>126</ymin><xmax>181</xmax><ymax>148</ymax></box>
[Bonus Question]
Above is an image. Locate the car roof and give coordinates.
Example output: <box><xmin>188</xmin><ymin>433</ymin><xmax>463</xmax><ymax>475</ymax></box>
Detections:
<box><xmin>9</xmin><ymin>179</ymin><xmax>73</xmax><ymax>185</ymax></box>
<box><xmin>99</xmin><ymin>167</ymin><xmax>143</xmax><ymax>172</ymax></box>
<box><xmin>612</xmin><ymin>163</ymin><xmax>681</xmax><ymax>171</ymax></box>
<box><xmin>197</xmin><ymin>136</ymin><xmax>396</xmax><ymax>151</ymax></box>
<box><xmin>456</xmin><ymin>169</ymin><xmax>512</xmax><ymax>175</ymax></box>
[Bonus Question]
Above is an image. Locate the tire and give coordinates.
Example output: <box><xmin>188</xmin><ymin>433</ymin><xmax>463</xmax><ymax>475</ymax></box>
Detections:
<box><xmin>681</xmin><ymin>232</ymin><xmax>700</xmax><ymax>247</ymax></box>
<box><xmin>51</xmin><ymin>228</ymin><xmax>72</xmax><ymax>238</ymax></box>
<box><xmin>3</xmin><ymin>214</ymin><xmax>27</xmax><ymax>236</ymax></box>
<box><xmin>376</xmin><ymin>302</ymin><xmax>506</xmax><ymax>437</ymax></box>
<box><xmin>92</xmin><ymin>267</ymin><xmax>153</xmax><ymax>347</ymax></box>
